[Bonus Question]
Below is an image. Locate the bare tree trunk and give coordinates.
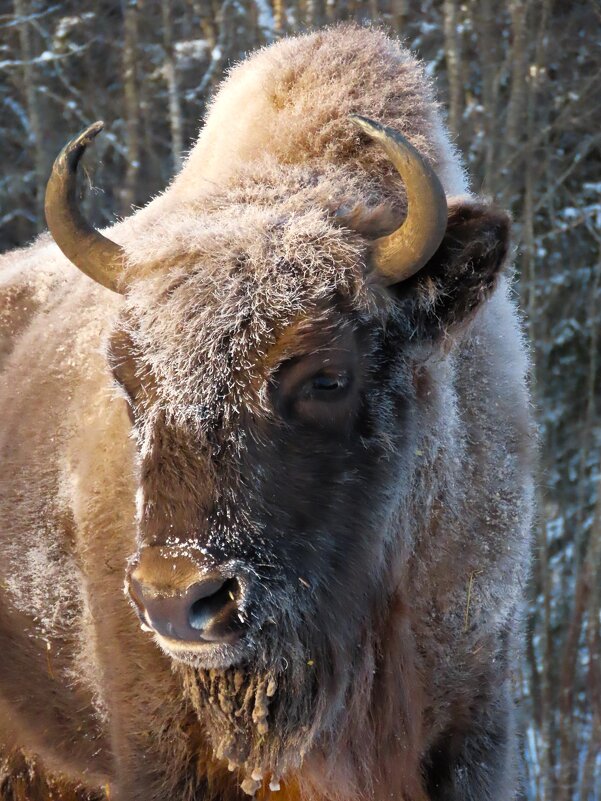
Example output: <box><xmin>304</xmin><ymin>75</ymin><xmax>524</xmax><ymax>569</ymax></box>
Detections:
<box><xmin>442</xmin><ymin>0</ymin><xmax>463</xmax><ymax>139</ymax></box>
<box><xmin>580</xmin><ymin>485</ymin><xmax>601</xmax><ymax>801</ymax></box>
<box><xmin>538</xmin><ymin>511</ymin><xmax>554</xmax><ymax>801</ymax></box>
<box><xmin>521</xmin><ymin>155</ymin><xmax>535</xmax><ymax>330</ymax></box>
<box><xmin>391</xmin><ymin>0</ymin><xmax>409</xmax><ymax>33</ymax></box>
<box><xmin>162</xmin><ymin>0</ymin><xmax>184</xmax><ymax>172</ymax></box>
<box><xmin>14</xmin><ymin>0</ymin><xmax>46</xmax><ymax>230</ymax></box>
<box><xmin>506</xmin><ymin>0</ymin><xmax>529</xmax><ymax>138</ymax></box>
<box><xmin>519</xmin><ymin>0</ymin><xmax>549</xmax><ymax>332</ymax></box>
<box><xmin>477</xmin><ymin>0</ymin><xmax>502</xmax><ymax>192</ymax></box>
<box><xmin>306</xmin><ymin>0</ymin><xmax>326</xmax><ymax>26</ymax></box>
<box><xmin>192</xmin><ymin>0</ymin><xmax>218</xmax><ymax>47</ymax></box>
<box><xmin>557</xmin><ymin>237</ymin><xmax>601</xmax><ymax>801</ymax></box>
<box><xmin>502</xmin><ymin>0</ymin><xmax>529</xmax><ymax>202</ymax></box>
<box><xmin>121</xmin><ymin>0</ymin><xmax>140</xmax><ymax>213</ymax></box>
<box><xmin>579</xmin><ymin>466</ymin><xmax>601</xmax><ymax>800</ymax></box>
<box><xmin>273</xmin><ymin>0</ymin><xmax>284</xmax><ymax>32</ymax></box>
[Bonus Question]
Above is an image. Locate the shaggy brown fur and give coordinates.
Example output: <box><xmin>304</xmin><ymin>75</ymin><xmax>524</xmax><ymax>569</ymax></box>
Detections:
<box><xmin>0</xmin><ymin>750</ymin><xmax>102</xmax><ymax>801</ymax></box>
<box><xmin>0</xmin><ymin>25</ymin><xmax>533</xmax><ymax>801</ymax></box>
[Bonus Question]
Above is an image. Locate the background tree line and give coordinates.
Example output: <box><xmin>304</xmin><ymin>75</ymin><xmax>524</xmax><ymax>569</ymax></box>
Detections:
<box><xmin>0</xmin><ymin>1</ymin><xmax>599</xmax><ymax>799</ymax></box>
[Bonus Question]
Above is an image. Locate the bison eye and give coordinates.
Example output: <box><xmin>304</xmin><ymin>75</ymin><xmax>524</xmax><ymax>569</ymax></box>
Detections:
<box><xmin>271</xmin><ymin>360</ymin><xmax>358</xmax><ymax>430</ymax></box>
<box><xmin>269</xmin><ymin>325</ymin><xmax>363</xmax><ymax>429</ymax></box>
<box><xmin>304</xmin><ymin>371</ymin><xmax>351</xmax><ymax>399</ymax></box>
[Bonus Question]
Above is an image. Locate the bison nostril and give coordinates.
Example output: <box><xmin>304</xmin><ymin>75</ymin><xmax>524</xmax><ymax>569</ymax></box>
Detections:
<box><xmin>128</xmin><ymin>561</ymin><xmax>247</xmax><ymax>646</ymax></box>
<box><xmin>188</xmin><ymin>577</ymin><xmax>241</xmax><ymax>634</ymax></box>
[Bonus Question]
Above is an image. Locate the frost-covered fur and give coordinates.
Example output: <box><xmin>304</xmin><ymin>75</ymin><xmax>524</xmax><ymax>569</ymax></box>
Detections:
<box><xmin>0</xmin><ymin>25</ymin><xmax>533</xmax><ymax>801</ymax></box>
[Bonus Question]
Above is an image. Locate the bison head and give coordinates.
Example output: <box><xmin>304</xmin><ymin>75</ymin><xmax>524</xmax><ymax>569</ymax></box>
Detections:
<box><xmin>45</xmin><ymin>121</ymin><xmax>510</xmax><ymax>790</ymax></box>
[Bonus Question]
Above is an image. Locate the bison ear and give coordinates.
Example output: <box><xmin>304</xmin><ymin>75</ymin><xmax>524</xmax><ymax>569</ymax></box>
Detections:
<box><xmin>391</xmin><ymin>198</ymin><xmax>511</xmax><ymax>341</ymax></box>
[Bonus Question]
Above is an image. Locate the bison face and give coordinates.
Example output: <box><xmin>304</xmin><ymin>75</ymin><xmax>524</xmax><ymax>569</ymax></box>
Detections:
<box><xmin>114</xmin><ymin>307</ymin><xmax>416</xmax><ymax>673</ymax></box>
<box><xmin>110</xmin><ymin>300</ymin><xmax>420</xmax><ymax>783</ymax></box>
<box><xmin>104</xmin><ymin>193</ymin><xmax>510</xmax><ymax>781</ymax></box>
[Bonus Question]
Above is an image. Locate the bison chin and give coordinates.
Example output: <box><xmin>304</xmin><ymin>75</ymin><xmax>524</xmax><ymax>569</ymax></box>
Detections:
<box><xmin>176</xmin><ymin>616</ymin><xmax>354</xmax><ymax>795</ymax></box>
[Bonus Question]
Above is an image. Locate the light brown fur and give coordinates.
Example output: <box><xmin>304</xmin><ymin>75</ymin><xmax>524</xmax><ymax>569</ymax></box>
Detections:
<box><xmin>0</xmin><ymin>25</ymin><xmax>533</xmax><ymax>801</ymax></box>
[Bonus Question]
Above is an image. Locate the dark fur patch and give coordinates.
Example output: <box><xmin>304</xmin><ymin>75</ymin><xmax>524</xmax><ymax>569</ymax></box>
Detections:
<box><xmin>394</xmin><ymin>200</ymin><xmax>511</xmax><ymax>341</ymax></box>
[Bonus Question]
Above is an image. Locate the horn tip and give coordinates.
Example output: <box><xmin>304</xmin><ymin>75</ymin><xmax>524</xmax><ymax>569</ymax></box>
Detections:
<box><xmin>71</xmin><ymin>120</ymin><xmax>105</xmax><ymax>153</ymax></box>
<box><xmin>350</xmin><ymin>115</ymin><xmax>414</xmax><ymax>153</ymax></box>
<box><xmin>349</xmin><ymin>114</ymin><xmax>380</xmax><ymax>135</ymax></box>
<box><xmin>59</xmin><ymin>121</ymin><xmax>105</xmax><ymax>174</ymax></box>
<box><xmin>85</xmin><ymin>120</ymin><xmax>105</xmax><ymax>140</ymax></box>
<box><xmin>350</xmin><ymin>114</ymin><xmax>390</xmax><ymax>143</ymax></box>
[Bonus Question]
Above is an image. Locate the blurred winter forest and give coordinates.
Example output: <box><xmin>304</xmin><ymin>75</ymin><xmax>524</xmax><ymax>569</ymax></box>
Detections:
<box><xmin>0</xmin><ymin>0</ymin><xmax>600</xmax><ymax>799</ymax></box>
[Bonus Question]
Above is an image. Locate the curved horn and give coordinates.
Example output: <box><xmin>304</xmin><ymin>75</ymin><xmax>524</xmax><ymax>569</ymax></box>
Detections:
<box><xmin>350</xmin><ymin>115</ymin><xmax>448</xmax><ymax>285</ymax></box>
<box><xmin>45</xmin><ymin>121</ymin><xmax>125</xmax><ymax>293</ymax></box>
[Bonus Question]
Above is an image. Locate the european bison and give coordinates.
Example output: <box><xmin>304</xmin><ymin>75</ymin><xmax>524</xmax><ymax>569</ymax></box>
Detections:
<box><xmin>0</xmin><ymin>24</ymin><xmax>534</xmax><ymax>801</ymax></box>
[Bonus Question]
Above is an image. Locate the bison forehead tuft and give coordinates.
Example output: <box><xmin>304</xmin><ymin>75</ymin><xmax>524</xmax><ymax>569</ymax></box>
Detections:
<box><xmin>117</xmin><ymin>181</ymin><xmax>381</xmax><ymax>432</ymax></box>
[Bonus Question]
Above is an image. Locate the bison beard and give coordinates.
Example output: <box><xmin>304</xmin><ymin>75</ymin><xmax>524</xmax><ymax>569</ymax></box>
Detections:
<box><xmin>176</xmin><ymin>620</ymin><xmax>419</xmax><ymax>798</ymax></box>
<box><xmin>179</xmin><ymin>637</ymin><xmax>316</xmax><ymax>792</ymax></box>
<box><xmin>177</xmin><ymin>577</ymin><xmax>423</xmax><ymax>798</ymax></box>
